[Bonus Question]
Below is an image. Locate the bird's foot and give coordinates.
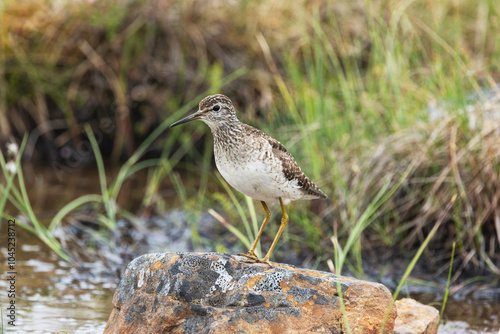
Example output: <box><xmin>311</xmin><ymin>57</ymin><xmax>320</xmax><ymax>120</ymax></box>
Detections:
<box><xmin>237</xmin><ymin>253</ymin><xmax>272</xmax><ymax>267</ymax></box>
<box><xmin>237</xmin><ymin>250</ymin><xmax>258</xmax><ymax>260</ymax></box>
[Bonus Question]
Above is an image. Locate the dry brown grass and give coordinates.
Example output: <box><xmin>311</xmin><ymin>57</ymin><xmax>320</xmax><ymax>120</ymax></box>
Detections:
<box><xmin>352</xmin><ymin>101</ymin><xmax>500</xmax><ymax>277</ymax></box>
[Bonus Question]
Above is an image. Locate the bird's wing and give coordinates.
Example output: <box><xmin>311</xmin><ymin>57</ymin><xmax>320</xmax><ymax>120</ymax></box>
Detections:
<box><xmin>243</xmin><ymin>124</ymin><xmax>328</xmax><ymax>199</ymax></box>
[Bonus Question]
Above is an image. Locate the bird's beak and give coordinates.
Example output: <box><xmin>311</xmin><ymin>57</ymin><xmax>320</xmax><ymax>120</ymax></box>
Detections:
<box><xmin>169</xmin><ymin>109</ymin><xmax>205</xmax><ymax>128</ymax></box>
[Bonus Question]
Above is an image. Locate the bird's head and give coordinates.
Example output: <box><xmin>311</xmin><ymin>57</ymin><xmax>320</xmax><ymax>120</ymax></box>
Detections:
<box><xmin>170</xmin><ymin>94</ymin><xmax>238</xmax><ymax>129</ymax></box>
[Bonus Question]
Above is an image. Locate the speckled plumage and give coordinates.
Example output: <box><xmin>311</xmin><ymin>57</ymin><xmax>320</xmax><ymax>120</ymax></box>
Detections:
<box><xmin>170</xmin><ymin>94</ymin><xmax>328</xmax><ymax>263</ymax></box>
<box><xmin>194</xmin><ymin>94</ymin><xmax>328</xmax><ymax>204</ymax></box>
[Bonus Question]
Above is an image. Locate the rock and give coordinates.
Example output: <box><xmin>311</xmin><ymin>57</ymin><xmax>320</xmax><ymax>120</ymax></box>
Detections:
<box><xmin>394</xmin><ymin>298</ymin><xmax>440</xmax><ymax>334</ymax></box>
<box><xmin>104</xmin><ymin>252</ymin><xmax>397</xmax><ymax>333</ymax></box>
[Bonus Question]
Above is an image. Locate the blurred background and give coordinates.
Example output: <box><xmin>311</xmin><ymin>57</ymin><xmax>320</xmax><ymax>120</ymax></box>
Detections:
<box><xmin>0</xmin><ymin>0</ymin><xmax>499</xmax><ymax>332</ymax></box>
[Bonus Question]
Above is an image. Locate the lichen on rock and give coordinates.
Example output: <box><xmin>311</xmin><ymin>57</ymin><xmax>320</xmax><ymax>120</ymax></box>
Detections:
<box><xmin>104</xmin><ymin>252</ymin><xmax>398</xmax><ymax>333</ymax></box>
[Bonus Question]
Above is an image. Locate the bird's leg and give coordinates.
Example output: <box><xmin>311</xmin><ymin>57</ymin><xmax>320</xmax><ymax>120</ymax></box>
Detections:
<box><xmin>261</xmin><ymin>197</ymin><xmax>288</xmax><ymax>263</ymax></box>
<box><xmin>239</xmin><ymin>201</ymin><xmax>271</xmax><ymax>260</ymax></box>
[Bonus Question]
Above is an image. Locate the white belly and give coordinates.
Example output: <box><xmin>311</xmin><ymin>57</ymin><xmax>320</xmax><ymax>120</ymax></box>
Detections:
<box><xmin>214</xmin><ymin>147</ymin><xmax>303</xmax><ymax>204</ymax></box>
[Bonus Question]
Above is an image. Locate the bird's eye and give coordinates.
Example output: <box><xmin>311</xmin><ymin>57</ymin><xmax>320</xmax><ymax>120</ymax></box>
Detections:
<box><xmin>213</xmin><ymin>105</ymin><xmax>220</xmax><ymax>111</ymax></box>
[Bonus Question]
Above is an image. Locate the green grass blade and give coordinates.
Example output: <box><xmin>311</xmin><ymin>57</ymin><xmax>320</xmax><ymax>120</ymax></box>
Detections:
<box><xmin>48</xmin><ymin>194</ymin><xmax>103</xmax><ymax>232</ymax></box>
<box><xmin>440</xmin><ymin>241</ymin><xmax>456</xmax><ymax>320</ymax></box>
<box><xmin>85</xmin><ymin>124</ymin><xmax>114</xmax><ymax>224</ymax></box>
<box><xmin>380</xmin><ymin>194</ymin><xmax>457</xmax><ymax>333</ymax></box>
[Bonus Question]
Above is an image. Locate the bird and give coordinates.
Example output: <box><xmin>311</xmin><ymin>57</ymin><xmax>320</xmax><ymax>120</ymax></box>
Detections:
<box><xmin>170</xmin><ymin>94</ymin><xmax>328</xmax><ymax>264</ymax></box>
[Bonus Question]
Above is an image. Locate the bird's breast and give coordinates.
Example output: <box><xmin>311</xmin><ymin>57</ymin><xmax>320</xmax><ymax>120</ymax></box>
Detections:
<box><xmin>213</xmin><ymin>139</ymin><xmax>300</xmax><ymax>204</ymax></box>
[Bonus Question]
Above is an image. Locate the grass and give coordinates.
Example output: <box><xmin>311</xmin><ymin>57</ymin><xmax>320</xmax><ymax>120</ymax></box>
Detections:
<box><xmin>380</xmin><ymin>195</ymin><xmax>457</xmax><ymax>333</ymax></box>
<box><xmin>0</xmin><ymin>136</ymin><xmax>70</xmax><ymax>261</ymax></box>
<box><xmin>0</xmin><ymin>0</ymin><xmax>499</xmax><ymax>294</ymax></box>
<box><xmin>440</xmin><ymin>242</ymin><xmax>456</xmax><ymax>320</ymax></box>
<box><xmin>256</xmin><ymin>0</ymin><xmax>499</xmax><ymax>278</ymax></box>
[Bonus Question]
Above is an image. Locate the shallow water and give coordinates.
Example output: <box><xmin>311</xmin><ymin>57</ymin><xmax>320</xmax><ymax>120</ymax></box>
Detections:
<box><xmin>0</xmin><ymin>232</ymin><xmax>113</xmax><ymax>333</ymax></box>
<box><xmin>439</xmin><ymin>321</ymin><xmax>499</xmax><ymax>334</ymax></box>
<box><xmin>432</xmin><ymin>299</ymin><xmax>499</xmax><ymax>333</ymax></box>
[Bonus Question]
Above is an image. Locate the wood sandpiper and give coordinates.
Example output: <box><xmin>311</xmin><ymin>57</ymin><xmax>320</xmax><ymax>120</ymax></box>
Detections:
<box><xmin>170</xmin><ymin>94</ymin><xmax>328</xmax><ymax>264</ymax></box>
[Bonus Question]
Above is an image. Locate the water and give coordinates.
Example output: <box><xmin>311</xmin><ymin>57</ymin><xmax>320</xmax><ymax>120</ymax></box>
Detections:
<box><xmin>439</xmin><ymin>321</ymin><xmax>499</xmax><ymax>334</ymax></box>
<box><xmin>437</xmin><ymin>300</ymin><xmax>499</xmax><ymax>333</ymax></box>
<box><xmin>0</xmin><ymin>231</ymin><xmax>114</xmax><ymax>333</ymax></box>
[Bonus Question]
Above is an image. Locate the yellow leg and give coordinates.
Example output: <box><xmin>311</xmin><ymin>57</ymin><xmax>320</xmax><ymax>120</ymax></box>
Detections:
<box><xmin>262</xmin><ymin>197</ymin><xmax>288</xmax><ymax>262</ymax></box>
<box><xmin>239</xmin><ymin>201</ymin><xmax>271</xmax><ymax>259</ymax></box>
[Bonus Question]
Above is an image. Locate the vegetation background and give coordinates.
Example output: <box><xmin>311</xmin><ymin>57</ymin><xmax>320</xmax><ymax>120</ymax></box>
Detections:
<box><xmin>1</xmin><ymin>0</ymin><xmax>499</xmax><ymax>293</ymax></box>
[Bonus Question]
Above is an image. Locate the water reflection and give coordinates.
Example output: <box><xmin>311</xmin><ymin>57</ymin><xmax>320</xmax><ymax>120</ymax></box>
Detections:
<box><xmin>0</xmin><ymin>226</ymin><xmax>114</xmax><ymax>333</ymax></box>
